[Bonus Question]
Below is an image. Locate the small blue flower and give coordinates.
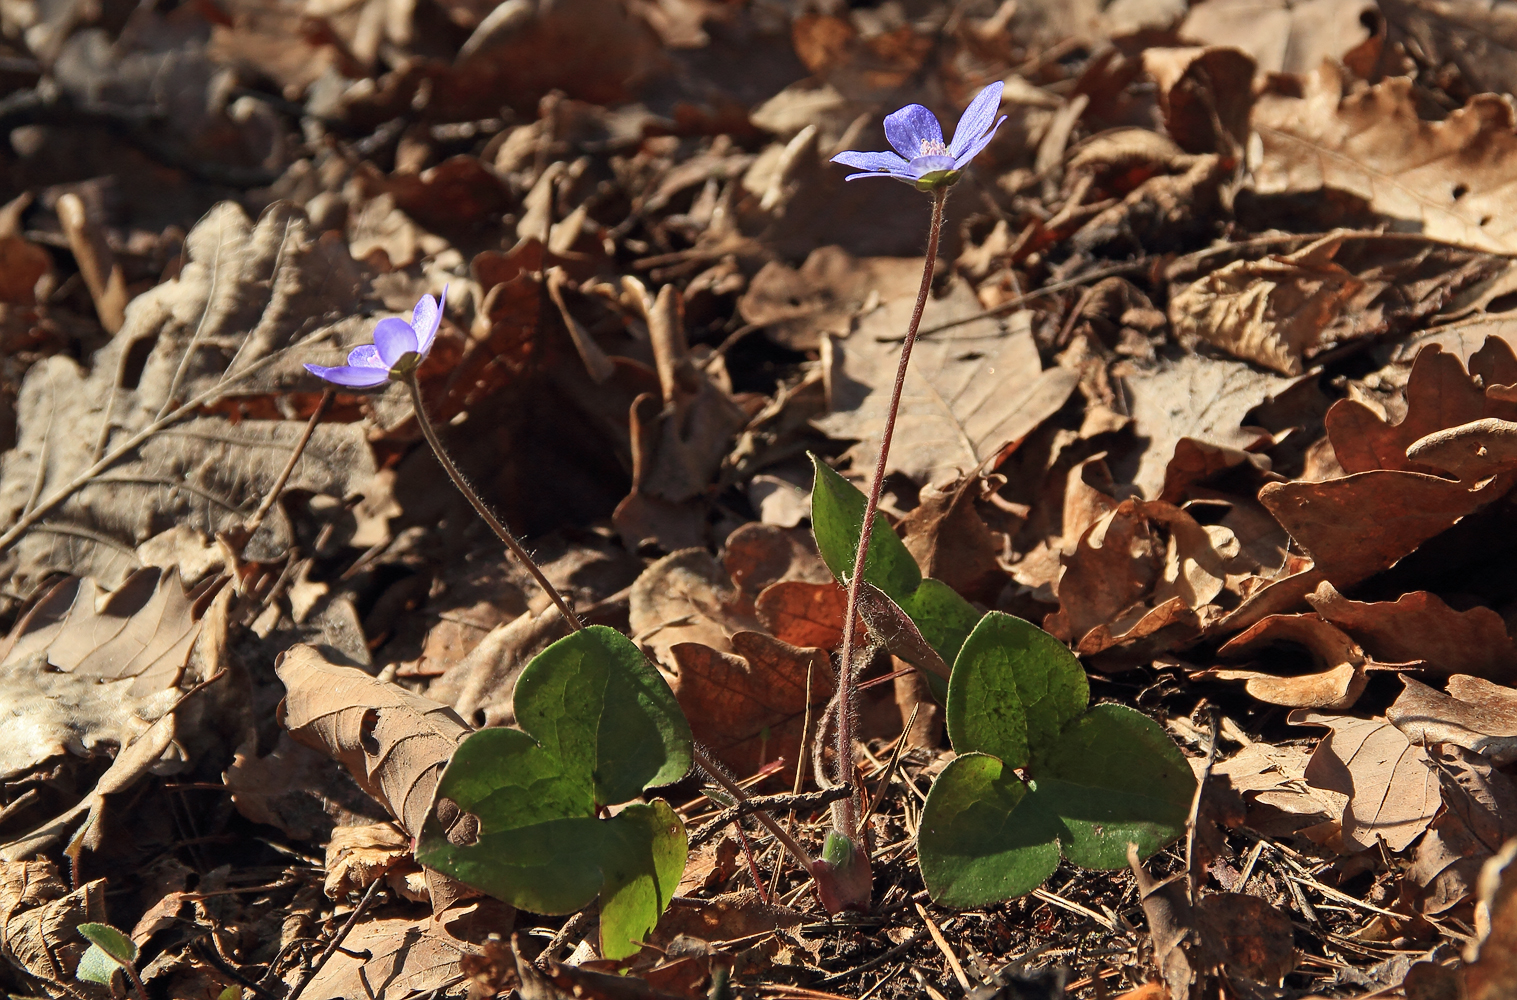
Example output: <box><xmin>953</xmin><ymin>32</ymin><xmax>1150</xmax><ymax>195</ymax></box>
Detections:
<box><xmin>830</xmin><ymin>82</ymin><xmax>1007</xmax><ymax>191</ymax></box>
<box><xmin>306</xmin><ymin>287</ymin><xmax>448</xmax><ymax>388</ymax></box>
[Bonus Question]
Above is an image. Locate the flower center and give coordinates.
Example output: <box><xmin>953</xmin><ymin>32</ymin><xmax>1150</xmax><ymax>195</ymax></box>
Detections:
<box><xmin>918</xmin><ymin>139</ymin><xmax>948</xmax><ymax>157</ymax></box>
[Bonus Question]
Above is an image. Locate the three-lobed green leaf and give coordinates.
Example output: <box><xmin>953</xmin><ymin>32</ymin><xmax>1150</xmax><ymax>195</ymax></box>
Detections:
<box><xmin>416</xmin><ymin>626</ymin><xmax>692</xmax><ymax>960</ymax></box>
<box><xmin>920</xmin><ymin>613</ymin><xmax>1196</xmax><ymax>908</ymax></box>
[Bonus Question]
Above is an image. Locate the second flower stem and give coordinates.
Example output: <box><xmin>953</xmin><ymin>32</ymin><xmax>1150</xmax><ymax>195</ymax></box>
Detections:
<box><xmin>403</xmin><ymin>374</ymin><xmax>584</xmax><ymax>631</ymax></box>
<box><xmin>833</xmin><ymin>187</ymin><xmax>948</xmax><ymax>839</ymax></box>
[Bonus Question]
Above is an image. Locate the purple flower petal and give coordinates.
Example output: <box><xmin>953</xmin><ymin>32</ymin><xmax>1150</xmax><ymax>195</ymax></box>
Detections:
<box><xmin>305</xmin><ymin>363</ymin><xmax>392</xmax><ymax>388</ymax></box>
<box><xmin>347</xmin><ymin>344</ymin><xmax>385</xmax><ymax>368</ymax></box>
<box><xmin>884</xmin><ymin>104</ymin><xmax>944</xmax><ymax>160</ymax></box>
<box><xmin>953</xmin><ymin>115</ymin><xmax>1007</xmax><ymax>168</ymax></box>
<box><xmin>949</xmin><ymin>82</ymin><xmax>1005</xmax><ymax>159</ymax></box>
<box><xmin>373</xmin><ymin>317</ymin><xmax>418</xmax><ymax>368</ymax></box>
<box><xmin>831</xmin><ymin>149</ymin><xmax>910</xmax><ymax>173</ymax></box>
<box><xmin>415</xmin><ymin>285</ymin><xmax>447</xmax><ymax>355</ymax></box>
<box><xmin>908</xmin><ymin>154</ymin><xmax>958</xmax><ymax>177</ymax></box>
<box><xmin>843</xmin><ymin>170</ymin><xmax>915</xmax><ymax>183</ymax></box>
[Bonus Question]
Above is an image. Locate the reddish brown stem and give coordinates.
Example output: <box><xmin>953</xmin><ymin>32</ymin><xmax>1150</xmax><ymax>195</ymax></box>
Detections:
<box><xmin>833</xmin><ymin>188</ymin><xmax>948</xmax><ymax>838</ymax></box>
<box><xmin>403</xmin><ymin>374</ymin><xmax>584</xmax><ymax>631</ymax></box>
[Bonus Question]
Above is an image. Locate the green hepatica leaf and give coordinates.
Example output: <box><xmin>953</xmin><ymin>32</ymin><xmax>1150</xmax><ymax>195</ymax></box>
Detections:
<box><xmin>598</xmin><ymin>801</ymin><xmax>687</xmax><ymax>960</ymax></box>
<box><xmin>810</xmin><ymin>454</ymin><xmax>921</xmax><ymax>599</ymax></box>
<box><xmin>897</xmin><ymin>578</ymin><xmax>979</xmax><ymax>669</ymax></box>
<box><xmin>809</xmin><ymin>455</ymin><xmax>979</xmax><ymax>668</ymax></box>
<box><xmin>1032</xmin><ymin>703</ymin><xmax>1196</xmax><ymax>870</ymax></box>
<box><xmin>76</xmin><ymin>924</ymin><xmax>136</xmax><ymax>966</ymax></box>
<box><xmin>75</xmin><ymin>944</ymin><xmax>121</xmax><ymax>986</ymax></box>
<box><xmin>918</xmin><ymin>753</ymin><xmax>1063</xmax><ymax>908</ymax></box>
<box><xmin>946</xmin><ymin>612</ymin><xmax>1088</xmax><ymax>767</ymax></box>
<box><xmin>416</xmin><ymin>626</ymin><xmax>693</xmax><ymax>959</ymax></box>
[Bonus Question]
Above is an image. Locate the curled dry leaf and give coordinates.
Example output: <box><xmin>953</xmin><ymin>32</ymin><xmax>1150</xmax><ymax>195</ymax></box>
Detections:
<box><xmin>1250</xmin><ymin>62</ymin><xmax>1517</xmax><ymax>254</ymax></box>
<box><xmin>1179</xmin><ymin>0</ymin><xmax>1378</xmax><ymax>76</ymax></box>
<box><xmin>1307</xmin><ymin>582</ymin><xmax>1517</xmax><ymax>681</ymax></box>
<box><xmin>899</xmin><ymin>473</ymin><xmax>1010</xmax><ymax>603</ymax></box>
<box><xmin>1463</xmin><ymin>838</ymin><xmax>1517</xmax><ymax>1000</ymax></box>
<box><xmin>1168</xmin><ymin>234</ymin><xmax>1505</xmax><ymax>375</ymax></box>
<box><xmin>0</xmin><ymin>861</ymin><xmax>107</xmax><ymax>999</ymax></box>
<box><xmin>276</xmin><ymin>644</ymin><xmax>470</xmax><ymax>839</ymax></box>
<box><xmin>1199</xmin><ymin>612</ymin><xmax>1367</xmax><ymax>709</ymax></box>
<box><xmin>1141</xmin><ymin>46</ymin><xmax>1255</xmax><ymax>155</ymax></box>
<box><xmin>1211</xmin><ymin>741</ymin><xmax>1346</xmax><ymax>837</ymax></box>
<box><xmin>1388</xmin><ymin>675</ymin><xmax>1517</xmax><ymax>765</ymax></box>
<box><xmin>1289</xmin><ymin>710</ymin><xmax>1439</xmax><ymax>852</ymax></box>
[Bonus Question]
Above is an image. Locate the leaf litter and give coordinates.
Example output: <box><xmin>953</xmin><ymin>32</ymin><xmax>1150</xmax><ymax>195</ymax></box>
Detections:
<box><xmin>3</xmin><ymin>0</ymin><xmax>1517</xmax><ymax>997</ymax></box>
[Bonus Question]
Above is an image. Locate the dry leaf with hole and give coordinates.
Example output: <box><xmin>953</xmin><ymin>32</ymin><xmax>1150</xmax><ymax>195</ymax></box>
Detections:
<box><xmin>1290</xmin><ymin>710</ymin><xmax>1440</xmax><ymax>851</ymax></box>
<box><xmin>1250</xmin><ymin>62</ymin><xmax>1517</xmax><ymax>253</ymax></box>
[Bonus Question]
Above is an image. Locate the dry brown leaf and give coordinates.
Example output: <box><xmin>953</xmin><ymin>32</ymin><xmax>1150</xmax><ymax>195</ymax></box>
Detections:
<box><xmin>1259</xmin><ymin>470</ymin><xmax>1506</xmax><ymax>589</ymax></box>
<box><xmin>1118</xmin><ymin>352</ymin><xmax>1290</xmax><ymax>498</ymax></box>
<box><xmin>1212</xmin><ymin>741</ymin><xmax>1346</xmax><ymax>836</ymax></box>
<box><xmin>0</xmin><ymin>861</ymin><xmax>107</xmax><ymax>1000</ymax></box>
<box><xmin>289</xmin><ymin>912</ymin><xmax>472</xmax><ymax>1000</ymax></box>
<box><xmin>1407</xmin><ymin>417</ymin><xmax>1517</xmax><ymax>482</ymax></box>
<box><xmin>1142</xmin><ymin>46</ymin><xmax>1255</xmax><ymax>154</ymax></box>
<box><xmin>1307</xmin><ymin>582</ymin><xmax>1517</xmax><ymax>681</ymax></box>
<box><xmin>0</xmin><ymin>570</ymin><xmax>217</xmax><ymax>780</ymax></box>
<box><xmin>1250</xmin><ymin>62</ymin><xmax>1517</xmax><ymax>253</ymax></box>
<box><xmin>324</xmin><ymin>822</ymin><xmax>414</xmax><ymax>899</ymax></box>
<box><xmin>754</xmin><ymin>580</ymin><xmax>852</xmax><ymax>649</ymax></box>
<box><xmin>276</xmin><ymin>644</ymin><xmax>470</xmax><ymax>839</ymax></box>
<box><xmin>1324</xmin><ymin>342</ymin><xmax>1517</xmax><ymax>476</ymax></box>
<box><xmin>1388</xmin><ymin>675</ymin><xmax>1517</xmax><ymax>765</ymax></box>
<box><xmin>666</xmin><ymin>631</ymin><xmax>835</xmax><ymax>779</ymax></box>
<box><xmin>1200</xmin><ymin>612</ymin><xmax>1367</xmax><ymax>709</ymax></box>
<box><xmin>738</xmin><ymin>246</ymin><xmax>900</xmax><ymax>350</ymax></box>
<box><xmin>1464</xmin><ymin>838</ymin><xmax>1517</xmax><ymax>1000</ymax></box>
<box><xmin>629</xmin><ymin>548</ymin><xmax>760</xmax><ymax>668</ymax></box>
<box><xmin>1410</xmin><ymin>745</ymin><xmax>1517</xmax><ymax>914</ymax></box>
<box><xmin>0</xmin><ymin>201</ymin><xmax>376</xmax><ymax>607</ymax></box>
<box><xmin>1180</xmin><ymin>0</ymin><xmax>1378</xmax><ymax>75</ymax></box>
<box><xmin>1290</xmin><ymin>710</ymin><xmax>1440</xmax><ymax>851</ymax></box>
<box><xmin>899</xmin><ymin>473</ymin><xmax>1008</xmax><ymax>602</ymax></box>
<box><xmin>1377</xmin><ymin>0</ymin><xmax>1517</xmax><ymax>96</ymax></box>
<box><xmin>817</xmin><ymin>304</ymin><xmax>1079</xmax><ymax>488</ymax></box>
<box><xmin>1168</xmin><ymin>234</ymin><xmax>1504</xmax><ymax>375</ymax></box>
<box><xmin>224</xmin><ymin>731</ymin><xmax>390</xmax><ymax>842</ymax></box>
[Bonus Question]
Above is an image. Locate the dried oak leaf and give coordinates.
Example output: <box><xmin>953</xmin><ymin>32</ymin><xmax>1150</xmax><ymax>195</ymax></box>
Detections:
<box><xmin>0</xmin><ymin>201</ymin><xmax>376</xmax><ymax>607</ymax></box>
<box><xmin>1199</xmin><ymin>612</ymin><xmax>1367</xmax><ymax>709</ymax></box>
<box><xmin>667</xmin><ymin>631</ymin><xmax>835</xmax><ymax>781</ymax></box>
<box><xmin>899</xmin><ymin>473</ymin><xmax>1009</xmax><ymax>603</ymax></box>
<box><xmin>276</xmin><ymin>644</ymin><xmax>470</xmax><ymax>840</ymax></box>
<box><xmin>288</xmin><ymin>913</ymin><xmax>472</xmax><ymax>1000</ymax></box>
<box><xmin>1388</xmin><ymin>675</ymin><xmax>1517</xmax><ymax>765</ymax></box>
<box><xmin>1168</xmin><ymin>233</ymin><xmax>1505</xmax><ymax>375</ymax></box>
<box><xmin>1118</xmin><ymin>351</ymin><xmax>1291</xmax><ymax>499</ymax></box>
<box><xmin>1409</xmin><ymin>744</ymin><xmax>1517</xmax><ymax>914</ymax></box>
<box><xmin>0</xmin><ymin>861</ymin><xmax>108</xmax><ymax>1000</ymax></box>
<box><xmin>1045</xmin><ymin>497</ymin><xmax>1244</xmax><ymax>661</ymax></box>
<box><xmin>739</xmin><ymin>246</ymin><xmax>899</xmax><ymax>351</ymax></box>
<box><xmin>0</xmin><ymin>570</ymin><xmax>217</xmax><ymax>781</ymax></box>
<box><xmin>1250</xmin><ymin>61</ymin><xmax>1517</xmax><ymax>253</ymax></box>
<box><xmin>1179</xmin><ymin>0</ymin><xmax>1379</xmax><ymax>76</ymax></box>
<box><xmin>1212</xmin><ymin>741</ymin><xmax>1346</xmax><ymax>837</ymax></box>
<box><xmin>1289</xmin><ymin>710</ymin><xmax>1440</xmax><ymax>852</ymax></box>
<box><xmin>817</xmin><ymin>302</ymin><xmax>1078</xmax><ymax>488</ymax></box>
<box><xmin>1307</xmin><ymin>582</ymin><xmax>1517</xmax><ymax>681</ymax></box>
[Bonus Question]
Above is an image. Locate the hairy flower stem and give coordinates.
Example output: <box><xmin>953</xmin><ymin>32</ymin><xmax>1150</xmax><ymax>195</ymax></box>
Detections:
<box><xmin>403</xmin><ymin>374</ymin><xmax>584</xmax><ymax>631</ymax></box>
<box><xmin>834</xmin><ymin>187</ymin><xmax>948</xmax><ymax>840</ymax></box>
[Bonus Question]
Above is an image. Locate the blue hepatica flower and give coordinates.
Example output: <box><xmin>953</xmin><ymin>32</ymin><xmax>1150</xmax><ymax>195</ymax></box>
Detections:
<box><xmin>305</xmin><ymin>287</ymin><xmax>448</xmax><ymax>388</ymax></box>
<box><xmin>830</xmin><ymin>82</ymin><xmax>1007</xmax><ymax>191</ymax></box>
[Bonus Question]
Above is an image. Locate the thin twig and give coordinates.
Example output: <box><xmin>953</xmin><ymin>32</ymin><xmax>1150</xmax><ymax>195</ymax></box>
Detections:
<box><xmin>402</xmin><ymin>374</ymin><xmax>583</xmax><ymax>631</ymax></box>
<box><xmin>286</xmin><ymin>877</ymin><xmax>383</xmax><ymax>1000</ymax></box>
<box><xmin>0</xmin><ymin>328</ymin><xmax>336</xmax><ymax>555</ymax></box>
<box><xmin>246</xmin><ymin>389</ymin><xmax>332</xmax><ymax>535</ymax></box>
<box><xmin>834</xmin><ymin>188</ymin><xmax>948</xmax><ymax>839</ymax></box>
<box><xmin>690</xmin><ymin>786</ymin><xmax>853</xmax><ymax>848</ymax></box>
<box><xmin>693</xmin><ymin>746</ymin><xmax>820</xmax><ymax>872</ymax></box>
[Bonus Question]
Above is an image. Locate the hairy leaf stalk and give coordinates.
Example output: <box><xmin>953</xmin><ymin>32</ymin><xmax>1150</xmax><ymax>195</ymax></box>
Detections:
<box><xmin>830</xmin><ymin>188</ymin><xmax>948</xmax><ymax>879</ymax></box>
